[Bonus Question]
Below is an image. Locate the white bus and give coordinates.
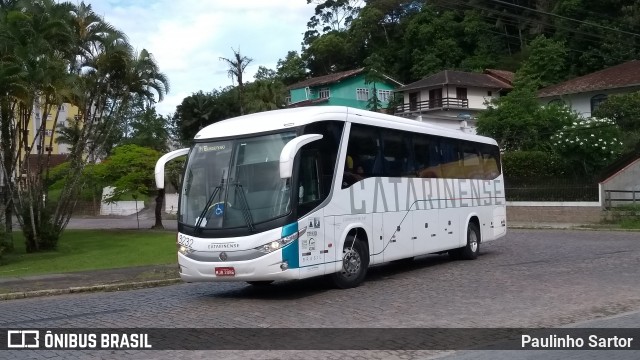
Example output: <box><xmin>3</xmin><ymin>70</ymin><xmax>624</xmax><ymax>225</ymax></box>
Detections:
<box><xmin>155</xmin><ymin>106</ymin><xmax>506</xmax><ymax>288</ymax></box>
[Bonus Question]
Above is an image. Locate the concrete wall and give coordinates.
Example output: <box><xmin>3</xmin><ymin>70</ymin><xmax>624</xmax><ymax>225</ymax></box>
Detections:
<box><xmin>165</xmin><ymin>193</ymin><xmax>179</xmax><ymax>214</ymax></box>
<box><xmin>100</xmin><ymin>201</ymin><xmax>144</xmax><ymax>216</ymax></box>
<box><xmin>600</xmin><ymin>158</ymin><xmax>640</xmax><ymax>207</ymax></box>
<box><xmin>507</xmin><ymin>205</ymin><xmax>604</xmax><ymax>223</ymax></box>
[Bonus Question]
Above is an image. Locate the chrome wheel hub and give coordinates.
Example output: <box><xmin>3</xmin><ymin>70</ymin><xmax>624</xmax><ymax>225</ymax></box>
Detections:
<box><xmin>341</xmin><ymin>248</ymin><xmax>361</xmax><ymax>277</ymax></box>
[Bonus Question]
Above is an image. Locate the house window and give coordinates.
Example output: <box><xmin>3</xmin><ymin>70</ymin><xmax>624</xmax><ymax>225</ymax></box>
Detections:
<box><xmin>590</xmin><ymin>94</ymin><xmax>607</xmax><ymax>113</ymax></box>
<box><xmin>487</xmin><ymin>91</ymin><xmax>493</xmax><ymax>96</ymax></box>
<box><xmin>378</xmin><ymin>89</ymin><xmax>392</xmax><ymax>103</ymax></box>
<box><xmin>456</xmin><ymin>87</ymin><xmax>468</xmax><ymax>99</ymax></box>
<box><xmin>44</xmin><ymin>129</ymin><xmax>53</xmax><ymax>137</ymax></box>
<box><xmin>319</xmin><ymin>88</ymin><xmax>330</xmax><ymax>99</ymax></box>
<box><xmin>356</xmin><ymin>88</ymin><xmax>369</xmax><ymax>101</ymax></box>
<box><xmin>285</xmin><ymin>95</ymin><xmax>291</xmax><ymax>105</ymax></box>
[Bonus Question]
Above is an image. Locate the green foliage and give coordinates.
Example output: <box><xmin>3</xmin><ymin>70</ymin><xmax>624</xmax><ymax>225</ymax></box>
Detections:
<box><xmin>593</xmin><ymin>91</ymin><xmax>640</xmax><ymax>150</ymax></box>
<box><xmin>502</xmin><ymin>151</ymin><xmax>569</xmax><ymax>179</ymax></box>
<box><xmin>275</xmin><ymin>51</ymin><xmax>307</xmax><ymax>85</ymax></box>
<box><xmin>516</xmin><ymin>35</ymin><xmax>568</xmax><ymax>88</ymax></box>
<box><xmin>172</xmin><ymin>89</ymin><xmax>239</xmax><ymax>144</ymax></box>
<box><xmin>128</xmin><ymin>107</ymin><xmax>170</xmax><ymax>152</ymax></box>
<box><xmin>166</xmin><ymin>157</ymin><xmax>186</xmax><ymax>191</ymax></box>
<box><xmin>290</xmin><ymin>0</ymin><xmax>640</xmax><ymax>85</ymax></box>
<box><xmin>477</xmin><ymin>84</ymin><xmax>580</xmax><ymax>151</ymax></box>
<box><xmin>96</xmin><ymin>144</ymin><xmax>161</xmax><ymax>201</ymax></box>
<box><xmin>502</xmin><ymin>150</ymin><xmax>599</xmax><ymax>202</ymax></box>
<box><xmin>303</xmin><ymin>31</ymin><xmax>353</xmax><ymax>75</ymax></box>
<box><xmin>245</xmin><ymin>79</ymin><xmax>287</xmax><ymax>113</ymax></box>
<box><xmin>254</xmin><ymin>66</ymin><xmax>277</xmax><ymax>81</ymax></box>
<box><xmin>551</xmin><ymin>117</ymin><xmax>624</xmax><ymax>175</ymax></box>
<box><xmin>367</xmin><ymin>83</ymin><xmax>382</xmax><ymax>111</ymax></box>
<box><xmin>0</xmin><ymin>0</ymin><xmax>169</xmax><ymax>252</ymax></box>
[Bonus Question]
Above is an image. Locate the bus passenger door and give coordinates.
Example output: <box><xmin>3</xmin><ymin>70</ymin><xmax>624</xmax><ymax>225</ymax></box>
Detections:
<box><xmin>381</xmin><ymin>212</ymin><xmax>414</xmax><ymax>262</ymax></box>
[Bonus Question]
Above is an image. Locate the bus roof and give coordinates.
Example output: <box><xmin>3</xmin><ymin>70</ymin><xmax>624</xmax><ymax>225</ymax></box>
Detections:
<box><xmin>194</xmin><ymin>106</ymin><xmax>498</xmax><ymax>145</ymax></box>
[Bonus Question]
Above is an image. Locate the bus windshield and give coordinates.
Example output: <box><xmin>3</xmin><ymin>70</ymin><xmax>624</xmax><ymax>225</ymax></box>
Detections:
<box><xmin>180</xmin><ymin>131</ymin><xmax>297</xmax><ymax>229</ymax></box>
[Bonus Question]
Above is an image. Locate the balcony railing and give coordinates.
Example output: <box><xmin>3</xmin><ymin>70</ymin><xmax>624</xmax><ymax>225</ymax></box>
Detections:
<box><xmin>396</xmin><ymin>97</ymin><xmax>469</xmax><ymax>114</ymax></box>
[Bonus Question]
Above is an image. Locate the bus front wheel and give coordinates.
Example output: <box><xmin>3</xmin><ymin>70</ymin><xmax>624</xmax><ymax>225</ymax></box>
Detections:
<box><xmin>331</xmin><ymin>237</ymin><xmax>369</xmax><ymax>289</ymax></box>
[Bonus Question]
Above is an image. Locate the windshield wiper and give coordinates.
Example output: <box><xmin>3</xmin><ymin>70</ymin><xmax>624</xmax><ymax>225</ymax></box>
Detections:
<box><xmin>194</xmin><ymin>170</ymin><xmax>226</xmax><ymax>233</ymax></box>
<box><xmin>231</xmin><ymin>181</ymin><xmax>255</xmax><ymax>232</ymax></box>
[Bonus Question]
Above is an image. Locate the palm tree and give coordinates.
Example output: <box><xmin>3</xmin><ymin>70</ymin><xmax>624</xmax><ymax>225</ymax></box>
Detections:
<box><xmin>219</xmin><ymin>48</ymin><xmax>253</xmax><ymax>115</ymax></box>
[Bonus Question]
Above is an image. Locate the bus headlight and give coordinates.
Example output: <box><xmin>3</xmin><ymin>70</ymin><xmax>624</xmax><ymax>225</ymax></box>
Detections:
<box><xmin>255</xmin><ymin>225</ymin><xmax>306</xmax><ymax>254</ymax></box>
<box><xmin>178</xmin><ymin>244</ymin><xmax>194</xmax><ymax>255</ymax></box>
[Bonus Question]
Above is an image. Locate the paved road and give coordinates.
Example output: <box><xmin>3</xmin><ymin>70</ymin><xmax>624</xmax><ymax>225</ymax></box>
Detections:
<box><xmin>1</xmin><ymin>229</ymin><xmax>639</xmax><ymax>359</ymax></box>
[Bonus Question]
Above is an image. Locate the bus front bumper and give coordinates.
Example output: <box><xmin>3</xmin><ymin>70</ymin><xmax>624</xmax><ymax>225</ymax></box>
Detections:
<box><xmin>177</xmin><ymin>251</ymin><xmax>300</xmax><ymax>282</ymax></box>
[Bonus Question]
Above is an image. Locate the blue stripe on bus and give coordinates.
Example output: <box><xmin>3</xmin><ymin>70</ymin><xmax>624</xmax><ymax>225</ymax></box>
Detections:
<box><xmin>281</xmin><ymin>222</ymin><xmax>299</xmax><ymax>269</ymax></box>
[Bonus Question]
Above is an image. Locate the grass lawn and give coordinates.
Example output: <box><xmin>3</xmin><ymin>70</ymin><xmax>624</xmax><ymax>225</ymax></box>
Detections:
<box><xmin>0</xmin><ymin>230</ymin><xmax>176</xmax><ymax>278</ymax></box>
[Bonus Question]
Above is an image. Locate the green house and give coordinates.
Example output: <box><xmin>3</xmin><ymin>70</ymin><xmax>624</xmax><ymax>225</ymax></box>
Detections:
<box><xmin>286</xmin><ymin>68</ymin><xmax>403</xmax><ymax>110</ymax></box>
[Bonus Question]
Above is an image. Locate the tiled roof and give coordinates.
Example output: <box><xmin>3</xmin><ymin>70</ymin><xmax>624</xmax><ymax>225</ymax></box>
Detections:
<box><xmin>538</xmin><ymin>60</ymin><xmax>640</xmax><ymax>97</ymax></box>
<box><xmin>287</xmin><ymin>68</ymin><xmax>366</xmax><ymax>90</ymax></box>
<box><xmin>484</xmin><ymin>69</ymin><xmax>515</xmax><ymax>85</ymax></box>
<box><xmin>286</xmin><ymin>98</ymin><xmax>329</xmax><ymax>108</ymax></box>
<box><xmin>287</xmin><ymin>68</ymin><xmax>403</xmax><ymax>90</ymax></box>
<box><xmin>398</xmin><ymin>70</ymin><xmax>513</xmax><ymax>92</ymax></box>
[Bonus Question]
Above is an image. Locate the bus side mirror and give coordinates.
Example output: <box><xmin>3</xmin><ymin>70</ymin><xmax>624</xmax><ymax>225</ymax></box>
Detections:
<box><xmin>155</xmin><ymin>148</ymin><xmax>190</xmax><ymax>189</ymax></box>
<box><xmin>279</xmin><ymin>134</ymin><xmax>323</xmax><ymax>179</ymax></box>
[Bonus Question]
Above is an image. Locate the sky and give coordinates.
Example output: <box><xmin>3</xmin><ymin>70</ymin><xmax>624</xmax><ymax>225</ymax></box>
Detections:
<box><xmin>89</xmin><ymin>0</ymin><xmax>317</xmax><ymax>116</ymax></box>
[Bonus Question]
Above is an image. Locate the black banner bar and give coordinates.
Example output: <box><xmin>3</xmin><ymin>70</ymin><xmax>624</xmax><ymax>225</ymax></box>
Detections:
<box><xmin>0</xmin><ymin>328</ymin><xmax>638</xmax><ymax>350</ymax></box>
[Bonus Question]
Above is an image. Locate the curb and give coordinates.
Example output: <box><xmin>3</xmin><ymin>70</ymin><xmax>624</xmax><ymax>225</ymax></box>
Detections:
<box><xmin>0</xmin><ymin>278</ymin><xmax>182</xmax><ymax>301</ymax></box>
<box><xmin>509</xmin><ymin>225</ymin><xmax>640</xmax><ymax>232</ymax></box>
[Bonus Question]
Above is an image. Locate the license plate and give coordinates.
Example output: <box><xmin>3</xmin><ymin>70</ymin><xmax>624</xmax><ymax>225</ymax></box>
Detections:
<box><xmin>215</xmin><ymin>267</ymin><xmax>235</xmax><ymax>276</ymax></box>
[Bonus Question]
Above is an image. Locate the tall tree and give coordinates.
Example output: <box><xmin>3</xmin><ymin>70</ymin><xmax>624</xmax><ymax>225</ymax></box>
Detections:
<box><xmin>219</xmin><ymin>48</ymin><xmax>253</xmax><ymax>115</ymax></box>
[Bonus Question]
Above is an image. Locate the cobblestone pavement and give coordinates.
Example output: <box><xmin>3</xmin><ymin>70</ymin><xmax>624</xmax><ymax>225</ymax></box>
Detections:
<box><xmin>1</xmin><ymin>229</ymin><xmax>640</xmax><ymax>359</ymax></box>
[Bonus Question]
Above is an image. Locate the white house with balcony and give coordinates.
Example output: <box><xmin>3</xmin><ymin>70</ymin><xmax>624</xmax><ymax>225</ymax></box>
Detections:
<box><xmin>394</xmin><ymin>69</ymin><xmax>514</xmax><ymax>133</ymax></box>
<box><xmin>537</xmin><ymin>60</ymin><xmax>640</xmax><ymax>117</ymax></box>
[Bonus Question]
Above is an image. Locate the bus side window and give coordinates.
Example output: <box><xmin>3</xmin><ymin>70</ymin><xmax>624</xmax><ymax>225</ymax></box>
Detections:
<box><xmin>342</xmin><ymin>124</ymin><xmax>380</xmax><ymax>188</ymax></box>
<box><xmin>462</xmin><ymin>141</ymin><xmax>483</xmax><ymax>179</ymax></box>
<box><xmin>440</xmin><ymin>138</ymin><xmax>462</xmax><ymax>178</ymax></box>
<box><xmin>481</xmin><ymin>144</ymin><xmax>501</xmax><ymax>179</ymax></box>
<box><xmin>413</xmin><ymin>134</ymin><xmax>441</xmax><ymax>178</ymax></box>
<box><xmin>381</xmin><ymin>130</ymin><xmax>410</xmax><ymax>177</ymax></box>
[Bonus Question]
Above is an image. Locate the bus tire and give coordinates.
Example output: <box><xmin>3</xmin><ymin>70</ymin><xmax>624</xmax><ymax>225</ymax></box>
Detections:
<box><xmin>460</xmin><ymin>222</ymin><xmax>480</xmax><ymax>260</ymax></box>
<box><xmin>246</xmin><ymin>281</ymin><xmax>274</xmax><ymax>286</ymax></box>
<box><xmin>331</xmin><ymin>237</ymin><xmax>369</xmax><ymax>289</ymax></box>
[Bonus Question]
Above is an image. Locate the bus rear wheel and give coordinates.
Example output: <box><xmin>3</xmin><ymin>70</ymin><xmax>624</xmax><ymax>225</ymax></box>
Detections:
<box><xmin>449</xmin><ymin>222</ymin><xmax>480</xmax><ymax>260</ymax></box>
<box><xmin>331</xmin><ymin>237</ymin><xmax>369</xmax><ymax>289</ymax></box>
<box><xmin>461</xmin><ymin>222</ymin><xmax>480</xmax><ymax>260</ymax></box>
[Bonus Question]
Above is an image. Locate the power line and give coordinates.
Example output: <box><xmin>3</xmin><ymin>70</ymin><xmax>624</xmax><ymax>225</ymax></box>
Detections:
<box><xmin>440</xmin><ymin>0</ymin><xmax>631</xmax><ymax>45</ymax></box>
<box><xmin>488</xmin><ymin>0</ymin><xmax>640</xmax><ymax>38</ymax></box>
<box><xmin>432</xmin><ymin>0</ymin><xmax>636</xmax><ymax>62</ymax></box>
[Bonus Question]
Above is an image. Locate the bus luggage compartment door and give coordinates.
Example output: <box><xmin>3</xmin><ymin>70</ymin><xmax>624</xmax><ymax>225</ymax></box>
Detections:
<box><xmin>381</xmin><ymin>212</ymin><xmax>414</xmax><ymax>262</ymax></box>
